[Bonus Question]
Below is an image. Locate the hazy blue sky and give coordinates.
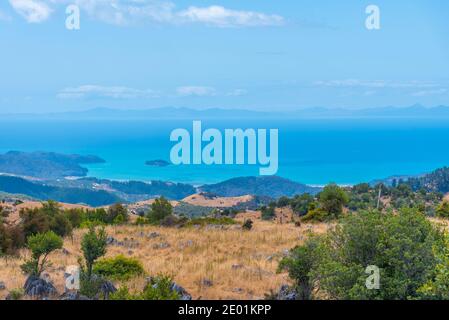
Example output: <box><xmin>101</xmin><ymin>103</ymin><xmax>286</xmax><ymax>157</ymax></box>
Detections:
<box><xmin>1</xmin><ymin>0</ymin><xmax>448</xmax><ymax>113</ymax></box>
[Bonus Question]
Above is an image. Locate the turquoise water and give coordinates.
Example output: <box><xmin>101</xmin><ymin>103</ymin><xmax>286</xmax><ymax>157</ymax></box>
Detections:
<box><xmin>1</xmin><ymin>118</ymin><xmax>449</xmax><ymax>185</ymax></box>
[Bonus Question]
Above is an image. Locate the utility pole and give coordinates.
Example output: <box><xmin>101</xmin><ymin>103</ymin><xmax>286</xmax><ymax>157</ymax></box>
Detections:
<box><xmin>376</xmin><ymin>185</ymin><xmax>382</xmax><ymax>210</ymax></box>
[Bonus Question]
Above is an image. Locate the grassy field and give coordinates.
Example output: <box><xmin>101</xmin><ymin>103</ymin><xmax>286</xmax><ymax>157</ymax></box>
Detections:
<box><xmin>0</xmin><ymin>214</ymin><xmax>331</xmax><ymax>300</ymax></box>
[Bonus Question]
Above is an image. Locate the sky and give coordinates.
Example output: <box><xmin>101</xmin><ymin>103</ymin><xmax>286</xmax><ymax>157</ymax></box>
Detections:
<box><xmin>0</xmin><ymin>0</ymin><xmax>449</xmax><ymax>113</ymax></box>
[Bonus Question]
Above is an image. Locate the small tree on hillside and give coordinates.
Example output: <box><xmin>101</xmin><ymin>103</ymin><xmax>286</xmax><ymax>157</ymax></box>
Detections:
<box><xmin>261</xmin><ymin>202</ymin><xmax>276</xmax><ymax>221</ymax></box>
<box><xmin>278</xmin><ymin>237</ymin><xmax>321</xmax><ymax>300</ymax></box>
<box><xmin>21</xmin><ymin>231</ymin><xmax>63</xmax><ymax>277</ymax></box>
<box><xmin>147</xmin><ymin>197</ymin><xmax>173</xmax><ymax>223</ymax></box>
<box><xmin>107</xmin><ymin>203</ymin><xmax>128</xmax><ymax>224</ymax></box>
<box><xmin>436</xmin><ymin>201</ymin><xmax>449</xmax><ymax>218</ymax></box>
<box><xmin>81</xmin><ymin>226</ymin><xmax>107</xmax><ymax>280</ymax></box>
<box><xmin>319</xmin><ymin>184</ymin><xmax>349</xmax><ymax>218</ymax></box>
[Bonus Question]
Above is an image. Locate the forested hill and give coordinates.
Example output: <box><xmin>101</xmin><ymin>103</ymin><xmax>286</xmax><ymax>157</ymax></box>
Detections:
<box><xmin>406</xmin><ymin>167</ymin><xmax>449</xmax><ymax>193</ymax></box>
<box><xmin>200</xmin><ymin>176</ymin><xmax>321</xmax><ymax>198</ymax></box>
<box><xmin>0</xmin><ymin>175</ymin><xmax>120</xmax><ymax>207</ymax></box>
<box><xmin>0</xmin><ymin>151</ymin><xmax>105</xmax><ymax>179</ymax></box>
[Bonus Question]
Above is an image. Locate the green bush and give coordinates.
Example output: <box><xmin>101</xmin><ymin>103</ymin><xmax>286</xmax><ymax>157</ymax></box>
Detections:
<box><xmin>147</xmin><ymin>197</ymin><xmax>173</xmax><ymax>223</ymax></box>
<box><xmin>135</xmin><ymin>216</ymin><xmax>150</xmax><ymax>225</ymax></box>
<box><xmin>94</xmin><ymin>255</ymin><xmax>145</xmax><ymax>281</ymax></box>
<box><xmin>109</xmin><ymin>286</ymin><xmax>140</xmax><ymax>300</ymax></box>
<box><xmin>79</xmin><ymin>270</ymin><xmax>108</xmax><ymax>299</ymax></box>
<box><xmin>436</xmin><ymin>201</ymin><xmax>449</xmax><ymax>218</ymax></box>
<box><xmin>142</xmin><ymin>275</ymin><xmax>180</xmax><ymax>300</ymax></box>
<box><xmin>20</xmin><ymin>201</ymin><xmax>73</xmax><ymax>238</ymax></box>
<box><xmin>261</xmin><ymin>203</ymin><xmax>276</xmax><ymax>221</ymax></box>
<box><xmin>242</xmin><ymin>219</ymin><xmax>253</xmax><ymax>231</ymax></box>
<box><xmin>110</xmin><ymin>275</ymin><xmax>180</xmax><ymax>300</ymax></box>
<box><xmin>301</xmin><ymin>208</ymin><xmax>328</xmax><ymax>222</ymax></box>
<box><xmin>318</xmin><ymin>184</ymin><xmax>349</xmax><ymax>218</ymax></box>
<box><xmin>21</xmin><ymin>231</ymin><xmax>63</xmax><ymax>276</ymax></box>
<box><xmin>107</xmin><ymin>203</ymin><xmax>128</xmax><ymax>224</ymax></box>
<box><xmin>0</xmin><ymin>222</ymin><xmax>24</xmax><ymax>256</ymax></box>
<box><xmin>7</xmin><ymin>288</ymin><xmax>24</xmax><ymax>300</ymax></box>
<box><xmin>283</xmin><ymin>208</ymin><xmax>445</xmax><ymax>300</ymax></box>
<box><xmin>81</xmin><ymin>226</ymin><xmax>107</xmax><ymax>280</ymax></box>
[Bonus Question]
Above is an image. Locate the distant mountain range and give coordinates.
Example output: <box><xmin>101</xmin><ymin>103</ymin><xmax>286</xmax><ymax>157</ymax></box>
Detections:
<box><xmin>3</xmin><ymin>104</ymin><xmax>449</xmax><ymax>120</ymax></box>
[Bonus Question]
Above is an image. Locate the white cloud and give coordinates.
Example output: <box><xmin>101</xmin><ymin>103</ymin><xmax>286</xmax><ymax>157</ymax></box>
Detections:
<box><xmin>226</xmin><ymin>89</ymin><xmax>247</xmax><ymax>96</ymax></box>
<box><xmin>58</xmin><ymin>85</ymin><xmax>159</xmax><ymax>99</ymax></box>
<box><xmin>411</xmin><ymin>88</ymin><xmax>448</xmax><ymax>97</ymax></box>
<box><xmin>314</xmin><ymin>79</ymin><xmax>439</xmax><ymax>89</ymax></box>
<box><xmin>176</xmin><ymin>86</ymin><xmax>217</xmax><ymax>97</ymax></box>
<box><xmin>69</xmin><ymin>0</ymin><xmax>175</xmax><ymax>26</ymax></box>
<box><xmin>9</xmin><ymin>0</ymin><xmax>52</xmax><ymax>23</ymax></box>
<box><xmin>177</xmin><ymin>5</ymin><xmax>284</xmax><ymax>27</ymax></box>
<box><xmin>8</xmin><ymin>0</ymin><xmax>285</xmax><ymax>27</ymax></box>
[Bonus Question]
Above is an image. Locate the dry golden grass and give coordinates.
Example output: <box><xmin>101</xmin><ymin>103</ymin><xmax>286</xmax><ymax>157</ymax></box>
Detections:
<box><xmin>0</xmin><ymin>215</ymin><xmax>331</xmax><ymax>300</ymax></box>
<box><xmin>182</xmin><ymin>194</ymin><xmax>254</xmax><ymax>208</ymax></box>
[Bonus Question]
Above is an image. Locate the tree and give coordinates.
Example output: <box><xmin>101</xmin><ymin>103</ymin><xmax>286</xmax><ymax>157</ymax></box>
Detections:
<box><xmin>242</xmin><ymin>219</ymin><xmax>253</xmax><ymax>231</ymax></box>
<box><xmin>20</xmin><ymin>201</ymin><xmax>72</xmax><ymax>238</ymax></box>
<box><xmin>436</xmin><ymin>201</ymin><xmax>449</xmax><ymax>218</ymax></box>
<box><xmin>261</xmin><ymin>202</ymin><xmax>276</xmax><ymax>221</ymax></box>
<box><xmin>107</xmin><ymin>203</ymin><xmax>128</xmax><ymax>224</ymax></box>
<box><xmin>309</xmin><ymin>209</ymin><xmax>444</xmax><ymax>299</ymax></box>
<box><xmin>318</xmin><ymin>184</ymin><xmax>349</xmax><ymax>218</ymax></box>
<box><xmin>290</xmin><ymin>194</ymin><xmax>315</xmax><ymax>216</ymax></box>
<box><xmin>21</xmin><ymin>231</ymin><xmax>63</xmax><ymax>277</ymax></box>
<box><xmin>418</xmin><ymin>234</ymin><xmax>449</xmax><ymax>299</ymax></box>
<box><xmin>277</xmin><ymin>196</ymin><xmax>290</xmax><ymax>208</ymax></box>
<box><xmin>81</xmin><ymin>226</ymin><xmax>107</xmax><ymax>280</ymax></box>
<box><xmin>278</xmin><ymin>237</ymin><xmax>321</xmax><ymax>300</ymax></box>
<box><xmin>147</xmin><ymin>197</ymin><xmax>172</xmax><ymax>223</ymax></box>
<box><xmin>0</xmin><ymin>222</ymin><xmax>24</xmax><ymax>257</ymax></box>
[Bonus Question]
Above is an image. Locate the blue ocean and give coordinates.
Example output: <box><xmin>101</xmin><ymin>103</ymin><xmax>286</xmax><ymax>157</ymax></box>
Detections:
<box><xmin>1</xmin><ymin>118</ymin><xmax>449</xmax><ymax>186</ymax></box>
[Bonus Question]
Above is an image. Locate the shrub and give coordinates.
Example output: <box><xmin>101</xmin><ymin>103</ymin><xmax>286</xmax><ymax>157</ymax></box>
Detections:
<box><xmin>107</xmin><ymin>203</ymin><xmax>128</xmax><ymax>224</ymax></box>
<box><xmin>301</xmin><ymin>208</ymin><xmax>328</xmax><ymax>222</ymax></box>
<box><xmin>318</xmin><ymin>184</ymin><xmax>349</xmax><ymax>218</ymax></box>
<box><xmin>184</xmin><ymin>217</ymin><xmax>236</xmax><ymax>227</ymax></box>
<box><xmin>20</xmin><ymin>201</ymin><xmax>73</xmax><ymax>238</ymax></box>
<box><xmin>278</xmin><ymin>237</ymin><xmax>321</xmax><ymax>300</ymax></box>
<box><xmin>20</xmin><ymin>209</ymin><xmax>50</xmax><ymax>238</ymax></box>
<box><xmin>81</xmin><ymin>227</ymin><xmax>107</xmax><ymax>280</ymax></box>
<box><xmin>94</xmin><ymin>255</ymin><xmax>145</xmax><ymax>281</ymax></box>
<box><xmin>290</xmin><ymin>194</ymin><xmax>315</xmax><ymax>216</ymax></box>
<box><xmin>418</xmin><ymin>234</ymin><xmax>449</xmax><ymax>299</ymax></box>
<box><xmin>160</xmin><ymin>214</ymin><xmax>184</xmax><ymax>227</ymax></box>
<box><xmin>261</xmin><ymin>204</ymin><xmax>276</xmax><ymax>221</ymax></box>
<box><xmin>109</xmin><ymin>286</ymin><xmax>140</xmax><ymax>300</ymax></box>
<box><xmin>147</xmin><ymin>197</ymin><xmax>173</xmax><ymax>223</ymax></box>
<box><xmin>21</xmin><ymin>231</ymin><xmax>63</xmax><ymax>276</ymax></box>
<box><xmin>110</xmin><ymin>275</ymin><xmax>180</xmax><ymax>300</ymax></box>
<box><xmin>242</xmin><ymin>219</ymin><xmax>253</xmax><ymax>231</ymax></box>
<box><xmin>284</xmin><ymin>209</ymin><xmax>445</xmax><ymax>300</ymax></box>
<box><xmin>277</xmin><ymin>196</ymin><xmax>290</xmax><ymax>207</ymax></box>
<box><xmin>78</xmin><ymin>271</ymin><xmax>109</xmax><ymax>299</ymax></box>
<box><xmin>135</xmin><ymin>216</ymin><xmax>150</xmax><ymax>225</ymax></box>
<box><xmin>436</xmin><ymin>201</ymin><xmax>449</xmax><ymax>218</ymax></box>
<box><xmin>0</xmin><ymin>222</ymin><xmax>25</xmax><ymax>256</ymax></box>
<box><xmin>142</xmin><ymin>275</ymin><xmax>180</xmax><ymax>300</ymax></box>
<box><xmin>7</xmin><ymin>288</ymin><xmax>24</xmax><ymax>300</ymax></box>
